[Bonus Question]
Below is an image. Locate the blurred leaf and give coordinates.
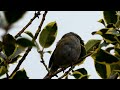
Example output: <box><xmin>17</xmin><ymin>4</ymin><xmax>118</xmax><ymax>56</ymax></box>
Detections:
<box><xmin>72</xmin><ymin>68</ymin><xmax>88</xmax><ymax>79</ymax></box>
<box><xmin>0</xmin><ymin>66</ymin><xmax>8</xmax><ymax>77</ymax></box>
<box><xmin>85</xmin><ymin>39</ymin><xmax>101</xmax><ymax>54</ymax></box>
<box><xmin>46</xmin><ymin>51</ymin><xmax>52</xmax><ymax>54</ymax></box>
<box><xmin>110</xmin><ymin>63</ymin><xmax>120</xmax><ymax>75</ymax></box>
<box><xmin>39</xmin><ymin>21</ymin><xmax>58</xmax><ymax>48</ymax></box>
<box><xmin>92</xmin><ymin>49</ymin><xmax>119</xmax><ymax>64</ymax></box>
<box><xmin>10</xmin><ymin>69</ymin><xmax>29</xmax><ymax>79</ymax></box>
<box><xmin>106</xmin><ymin>23</ymin><xmax>116</xmax><ymax>28</ymax></box>
<box><xmin>92</xmin><ymin>28</ymin><xmax>118</xmax><ymax>44</ymax></box>
<box><xmin>99</xmin><ymin>41</ymin><xmax>109</xmax><ymax>48</ymax></box>
<box><xmin>106</xmin><ymin>28</ymin><xmax>120</xmax><ymax>36</ymax></box>
<box><xmin>95</xmin><ymin>61</ymin><xmax>111</xmax><ymax>79</ymax></box>
<box><xmin>98</xmin><ymin>19</ymin><xmax>106</xmax><ymax>26</ymax></box>
<box><xmin>103</xmin><ymin>11</ymin><xmax>117</xmax><ymax>25</ymax></box>
<box><xmin>8</xmin><ymin>55</ymin><xmax>21</xmax><ymax>64</ymax></box>
<box><xmin>0</xmin><ymin>52</ymin><xmax>6</xmax><ymax>59</ymax></box>
<box><xmin>4</xmin><ymin>11</ymin><xmax>26</xmax><ymax>26</ymax></box>
<box><xmin>115</xmin><ymin>20</ymin><xmax>120</xmax><ymax>28</ymax></box>
<box><xmin>2</xmin><ymin>34</ymin><xmax>16</xmax><ymax>57</ymax></box>
<box><xmin>0</xmin><ymin>41</ymin><xmax>2</xmax><ymax>47</ymax></box>
<box><xmin>16</xmin><ymin>38</ymin><xmax>35</xmax><ymax>47</ymax></box>
<box><xmin>105</xmin><ymin>47</ymin><xmax>114</xmax><ymax>52</ymax></box>
<box><xmin>8</xmin><ymin>45</ymin><xmax>25</xmax><ymax>60</ymax></box>
<box><xmin>24</xmin><ymin>31</ymin><xmax>34</xmax><ymax>38</ymax></box>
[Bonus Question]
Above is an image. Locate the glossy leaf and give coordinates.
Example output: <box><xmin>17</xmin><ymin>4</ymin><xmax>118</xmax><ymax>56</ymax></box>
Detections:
<box><xmin>10</xmin><ymin>69</ymin><xmax>29</xmax><ymax>79</ymax></box>
<box><xmin>39</xmin><ymin>21</ymin><xmax>57</xmax><ymax>48</ymax></box>
<box><xmin>16</xmin><ymin>38</ymin><xmax>35</xmax><ymax>47</ymax></box>
<box><xmin>92</xmin><ymin>28</ymin><xmax>118</xmax><ymax>44</ymax></box>
<box><xmin>0</xmin><ymin>66</ymin><xmax>8</xmax><ymax>77</ymax></box>
<box><xmin>98</xmin><ymin>19</ymin><xmax>106</xmax><ymax>26</ymax></box>
<box><xmin>85</xmin><ymin>39</ymin><xmax>101</xmax><ymax>54</ymax></box>
<box><xmin>4</xmin><ymin>11</ymin><xmax>26</xmax><ymax>26</ymax></box>
<box><xmin>72</xmin><ymin>68</ymin><xmax>88</xmax><ymax>79</ymax></box>
<box><xmin>2</xmin><ymin>34</ymin><xmax>16</xmax><ymax>57</ymax></box>
<box><xmin>24</xmin><ymin>31</ymin><xmax>34</xmax><ymax>38</ymax></box>
<box><xmin>95</xmin><ymin>61</ymin><xmax>111</xmax><ymax>79</ymax></box>
<box><xmin>92</xmin><ymin>49</ymin><xmax>119</xmax><ymax>64</ymax></box>
<box><xmin>103</xmin><ymin>11</ymin><xmax>117</xmax><ymax>25</ymax></box>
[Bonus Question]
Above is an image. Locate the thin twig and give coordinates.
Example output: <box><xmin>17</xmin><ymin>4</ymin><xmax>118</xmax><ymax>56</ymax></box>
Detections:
<box><xmin>44</xmin><ymin>52</ymin><xmax>93</xmax><ymax>79</ymax></box>
<box><xmin>41</xmin><ymin>57</ymin><xmax>49</xmax><ymax>72</ymax></box>
<box><xmin>9</xmin><ymin>11</ymin><xmax>48</xmax><ymax>78</ymax></box>
<box><xmin>58</xmin><ymin>66</ymin><xmax>74</xmax><ymax>79</ymax></box>
<box><xmin>15</xmin><ymin>11</ymin><xmax>41</xmax><ymax>39</ymax></box>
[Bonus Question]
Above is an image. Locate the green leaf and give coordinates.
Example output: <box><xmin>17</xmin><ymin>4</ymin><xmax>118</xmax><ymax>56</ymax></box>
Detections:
<box><xmin>110</xmin><ymin>63</ymin><xmax>120</xmax><ymax>75</ymax></box>
<box><xmin>4</xmin><ymin>11</ymin><xmax>26</xmax><ymax>26</ymax></box>
<box><xmin>24</xmin><ymin>31</ymin><xmax>34</xmax><ymax>38</ymax></box>
<box><xmin>103</xmin><ymin>11</ymin><xmax>117</xmax><ymax>25</ymax></box>
<box><xmin>95</xmin><ymin>61</ymin><xmax>111</xmax><ymax>79</ymax></box>
<box><xmin>92</xmin><ymin>28</ymin><xmax>118</xmax><ymax>44</ymax></box>
<box><xmin>10</xmin><ymin>69</ymin><xmax>29</xmax><ymax>79</ymax></box>
<box><xmin>85</xmin><ymin>39</ymin><xmax>101</xmax><ymax>54</ymax></box>
<box><xmin>72</xmin><ymin>68</ymin><xmax>89</xmax><ymax>79</ymax></box>
<box><xmin>39</xmin><ymin>21</ymin><xmax>58</xmax><ymax>48</ymax></box>
<box><xmin>8</xmin><ymin>55</ymin><xmax>21</xmax><ymax>64</ymax></box>
<box><xmin>98</xmin><ymin>19</ymin><xmax>106</xmax><ymax>26</ymax></box>
<box><xmin>92</xmin><ymin>49</ymin><xmax>119</xmax><ymax>64</ymax></box>
<box><xmin>0</xmin><ymin>66</ymin><xmax>8</xmax><ymax>77</ymax></box>
<box><xmin>2</xmin><ymin>34</ymin><xmax>16</xmax><ymax>57</ymax></box>
<box><xmin>8</xmin><ymin>45</ymin><xmax>25</xmax><ymax>60</ymax></box>
<box><xmin>16</xmin><ymin>38</ymin><xmax>35</xmax><ymax>47</ymax></box>
<box><xmin>106</xmin><ymin>28</ymin><xmax>120</xmax><ymax>36</ymax></box>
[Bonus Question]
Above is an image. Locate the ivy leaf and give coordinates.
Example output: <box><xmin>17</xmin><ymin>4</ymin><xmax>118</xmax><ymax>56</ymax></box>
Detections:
<box><xmin>103</xmin><ymin>11</ymin><xmax>117</xmax><ymax>25</ymax></box>
<box><xmin>24</xmin><ymin>31</ymin><xmax>34</xmax><ymax>38</ymax></box>
<box><xmin>4</xmin><ymin>11</ymin><xmax>26</xmax><ymax>27</ymax></box>
<box><xmin>39</xmin><ymin>21</ymin><xmax>58</xmax><ymax>48</ymax></box>
<box><xmin>10</xmin><ymin>69</ymin><xmax>29</xmax><ymax>79</ymax></box>
<box><xmin>92</xmin><ymin>49</ymin><xmax>119</xmax><ymax>64</ymax></box>
<box><xmin>16</xmin><ymin>38</ymin><xmax>35</xmax><ymax>47</ymax></box>
<box><xmin>0</xmin><ymin>66</ymin><xmax>8</xmax><ymax>77</ymax></box>
<box><xmin>95</xmin><ymin>61</ymin><xmax>111</xmax><ymax>79</ymax></box>
<box><xmin>2</xmin><ymin>34</ymin><xmax>16</xmax><ymax>57</ymax></box>
<box><xmin>85</xmin><ymin>39</ymin><xmax>101</xmax><ymax>54</ymax></box>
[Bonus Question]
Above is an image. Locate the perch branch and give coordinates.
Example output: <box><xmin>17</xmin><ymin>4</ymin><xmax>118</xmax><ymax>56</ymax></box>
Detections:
<box><xmin>44</xmin><ymin>52</ymin><xmax>92</xmax><ymax>79</ymax></box>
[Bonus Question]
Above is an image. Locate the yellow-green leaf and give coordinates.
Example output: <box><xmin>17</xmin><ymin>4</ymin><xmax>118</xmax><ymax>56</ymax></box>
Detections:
<box><xmin>39</xmin><ymin>21</ymin><xmax>57</xmax><ymax>48</ymax></box>
<box><xmin>85</xmin><ymin>39</ymin><xmax>101</xmax><ymax>54</ymax></box>
<box><xmin>95</xmin><ymin>61</ymin><xmax>111</xmax><ymax>79</ymax></box>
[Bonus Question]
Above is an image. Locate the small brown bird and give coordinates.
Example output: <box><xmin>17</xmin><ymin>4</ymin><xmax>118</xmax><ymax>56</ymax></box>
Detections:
<box><xmin>43</xmin><ymin>32</ymin><xmax>86</xmax><ymax>79</ymax></box>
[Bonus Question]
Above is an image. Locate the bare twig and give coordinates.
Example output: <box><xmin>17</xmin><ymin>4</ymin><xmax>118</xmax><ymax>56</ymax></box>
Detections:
<box><xmin>39</xmin><ymin>51</ymin><xmax>50</xmax><ymax>72</ymax></box>
<box><xmin>15</xmin><ymin>11</ymin><xmax>41</xmax><ymax>39</ymax></box>
<box><xmin>58</xmin><ymin>66</ymin><xmax>74</xmax><ymax>79</ymax></box>
<box><xmin>9</xmin><ymin>11</ymin><xmax>48</xmax><ymax>78</ymax></box>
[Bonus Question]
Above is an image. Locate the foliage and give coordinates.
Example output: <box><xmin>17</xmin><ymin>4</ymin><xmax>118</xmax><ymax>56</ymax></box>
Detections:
<box><xmin>0</xmin><ymin>11</ymin><xmax>120</xmax><ymax>79</ymax></box>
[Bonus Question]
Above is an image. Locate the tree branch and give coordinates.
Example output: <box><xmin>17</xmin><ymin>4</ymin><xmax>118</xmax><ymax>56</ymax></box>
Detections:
<box><xmin>58</xmin><ymin>66</ymin><xmax>74</xmax><ymax>79</ymax></box>
<box><xmin>43</xmin><ymin>52</ymin><xmax>92</xmax><ymax>79</ymax></box>
<box><xmin>9</xmin><ymin>11</ymin><xmax>48</xmax><ymax>78</ymax></box>
<box><xmin>15</xmin><ymin>11</ymin><xmax>41</xmax><ymax>39</ymax></box>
